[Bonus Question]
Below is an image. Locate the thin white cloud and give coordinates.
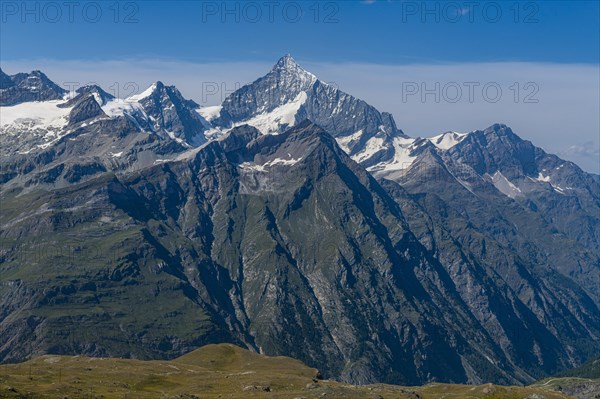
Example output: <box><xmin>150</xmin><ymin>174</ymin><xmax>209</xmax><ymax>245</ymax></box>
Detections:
<box><xmin>2</xmin><ymin>58</ymin><xmax>599</xmax><ymax>174</ymax></box>
<box><xmin>558</xmin><ymin>142</ymin><xmax>600</xmax><ymax>174</ymax></box>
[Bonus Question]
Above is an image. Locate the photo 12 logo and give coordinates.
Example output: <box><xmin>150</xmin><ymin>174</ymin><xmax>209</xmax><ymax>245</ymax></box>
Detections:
<box><xmin>401</xmin><ymin>81</ymin><xmax>540</xmax><ymax>104</ymax></box>
<box><xmin>200</xmin><ymin>81</ymin><xmax>242</xmax><ymax>105</ymax></box>
<box><xmin>1</xmin><ymin>1</ymin><xmax>140</xmax><ymax>23</ymax></box>
<box><xmin>200</xmin><ymin>1</ymin><xmax>340</xmax><ymax>23</ymax></box>
<box><xmin>62</xmin><ymin>81</ymin><xmax>141</xmax><ymax>100</ymax></box>
<box><xmin>399</xmin><ymin>1</ymin><xmax>540</xmax><ymax>23</ymax></box>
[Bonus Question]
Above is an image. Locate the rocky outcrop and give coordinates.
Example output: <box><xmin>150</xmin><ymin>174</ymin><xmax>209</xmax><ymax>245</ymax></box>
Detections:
<box><xmin>0</xmin><ymin>70</ymin><xmax>66</xmax><ymax>106</ymax></box>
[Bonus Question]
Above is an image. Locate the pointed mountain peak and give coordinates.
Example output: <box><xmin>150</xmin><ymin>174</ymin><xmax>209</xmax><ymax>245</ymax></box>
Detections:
<box><xmin>273</xmin><ymin>54</ymin><xmax>299</xmax><ymax>70</ymax></box>
<box><xmin>76</xmin><ymin>85</ymin><xmax>115</xmax><ymax>106</ymax></box>
<box><xmin>128</xmin><ymin>81</ymin><xmax>199</xmax><ymax>108</ymax></box>
<box><xmin>17</xmin><ymin>70</ymin><xmax>64</xmax><ymax>89</ymax></box>
<box><xmin>482</xmin><ymin>123</ymin><xmax>518</xmax><ymax>140</ymax></box>
<box><xmin>121</xmin><ymin>80</ymin><xmax>207</xmax><ymax>146</ymax></box>
<box><xmin>487</xmin><ymin>123</ymin><xmax>509</xmax><ymax>132</ymax></box>
<box><xmin>77</xmin><ymin>84</ymin><xmax>109</xmax><ymax>94</ymax></box>
<box><xmin>67</xmin><ymin>93</ymin><xmax>107</xmax><ymax>126</ymax></box>
<box><xmin>25</xmin><ymin>70</ymin><xmax>63</xmax><ymax>87</ymax></box>
<box><xmin>271</xmin><ymin>54</ymin><xmax>316</xmax><ymax>79</ymax></box>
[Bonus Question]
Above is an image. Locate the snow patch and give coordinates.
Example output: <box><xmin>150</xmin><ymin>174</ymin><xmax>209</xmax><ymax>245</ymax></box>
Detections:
<box><xmin>428</xmin><ymin>131</ymin><xmax>470</xmax><ymax>150</ymax></box>
<box><xmin>385</xmin><ymin>137</ymin><xmax>418</xmax><ymax>171</ymax></box>
<box><xmin>238</xmin><ymin>157</ymin><xmax>302</xmax><ymax>171</ymax></box>
<box><xmin>102</xmin><ymin>99</ymin><xmax>147</xmax><ymax>119</ymax></box>
<box><xmin>127</xmin><ymin>83</ymin><xmax>157</xmax><ymax>102</ymax></box>
<box><xmin>366</xmin><ymin>136</ymin><xmax>418</xmax><ymax>174</ymax></box>
<box><xmin>265</xmin><ymin>157</ymin><xmax>302</xmax><ymax>166</ymax></box>
<box><xmin>0</xmin><ymin>100</ymin><xmax>71</xmax><ymax>129</ymax></box>
<box><xmin>536</xmin><ymin>173</ymin><xmax>551</xmax><ymax>182</ymax></box>
<box><xmin>240</xmin><ymin>91</ymin><xmax>307</xmax><ymax>134</ymax></box>
<box><xmin>238</xmin><ymin>162</ymin><xmax>266</xmax><ymax>172</ymax></box>
<box><xmin>199</xmin><ymin>91</ymin><xmax>308</xmax><ymax>140</ymax></box>
<box><xmin>197</xmin><ymin>105</ymin><xmax>222</xmax><ymax>122</ymax></box>
<box><xmin>353</xmin><ymin>136</ymin><xmax>386</xmax><ymax>164</ymax></box>
<box><xmin>336</xmin><ymin>130</ymin><xmax>363</xmax><ymax>153</ymax></box>
<box><xmin>489</xmin><ymin>171</ymin><xmax>522</xmax><ymax>198</ymax></box>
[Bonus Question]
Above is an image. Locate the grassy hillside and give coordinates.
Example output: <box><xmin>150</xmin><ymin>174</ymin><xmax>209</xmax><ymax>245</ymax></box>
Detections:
<box><xmin>0</xmin><ymin>343</ymin><xmax>580</xmax><ymax>399</ymax></box>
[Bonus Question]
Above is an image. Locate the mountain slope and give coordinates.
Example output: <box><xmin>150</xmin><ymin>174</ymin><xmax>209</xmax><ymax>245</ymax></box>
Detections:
<box><xmin>535</xmin><ymin>356</ymin><xmax>600</xmax><ymax>399</ymax></box>
<box><xmin>382</xmin><ymin>124</ymin><xmax>600</xmax><ymax>306</ymax></box>
<box><xmin>555</xmin><ymin>354</ymin><xmax>600</xmax><ymax>379</ymax></box>
<box><xmin>2</xmin><ymin>121</ymin><xmax>599</xmax><ymax>386</ymax></box>
<box><xmin>0</xmin><ymin>57</ymin><xmax>599</xmax><ymax>387</ymax></box>
<box><xmin>0</xmin><ymin>77</ymin><xmax>210</xmax><ymax>189</ymax></box>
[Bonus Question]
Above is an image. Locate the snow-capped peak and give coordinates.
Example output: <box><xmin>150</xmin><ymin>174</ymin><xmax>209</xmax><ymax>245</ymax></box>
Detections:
<box><xmin>428</xmin><ymin>131</ymin><xmax>471</xmax><ymax>150</ymax></box>
<box><xmin>270</xmin><ymin>54</ymin><xmax>317</xmax><ymax>83</ymax></box>
<box><xmin>272</xmin><ymin>54</ymin><xmax>301</xmax><ymax>71</ymax></box>
<box><xmin>75</xmin><ymin>85</ymin><xmax>115</xmax><ymax>106</ymax></box>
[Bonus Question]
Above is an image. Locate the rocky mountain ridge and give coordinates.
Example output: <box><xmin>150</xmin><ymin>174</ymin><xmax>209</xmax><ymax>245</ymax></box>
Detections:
<box><xmin>0</xmin><ymin>56</ymin><xmax>598</xmax><ymax>386</ymax></box>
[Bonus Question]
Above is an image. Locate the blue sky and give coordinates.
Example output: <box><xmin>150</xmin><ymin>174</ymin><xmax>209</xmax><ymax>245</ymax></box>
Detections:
<box><xmin>1</xmin><ymin>1</ymin><xmax>599</xmax><ymax>64</ymax></box>
<box><xmin>1</xmin><ymin>1</ymin><xmax>599</xmax><ymax>172</ymax></box>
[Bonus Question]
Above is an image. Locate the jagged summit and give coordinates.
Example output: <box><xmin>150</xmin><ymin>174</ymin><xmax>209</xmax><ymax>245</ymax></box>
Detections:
<box><xmin>272</xmin><ymin>54</ymin><xmax>308</xmax><ymax>72</ymax></box>
<box><xmin>67</xmin><ymin>93</ymin><xmax>108</xmax><ymax>126</ymax></box>
<box><xmin>267</xmin><ymin>54</ymin><xmax>318</xmax><ymax>86</ymax></box>
<box><xmin>274</xmin><ymin>53</ymin><xmax>296</xmax><ymax>67</ymax></box>
<box><xmin>120</xmin><ymin>80</ymin><xmax>208</xmax><ymax>145</ymax></box>
<box><xmin>76</xmin><ymin>85</ymin><xmax>115</xmax><ymax>106</ymax></box>
<box><xmin>128</xmin><ymin>81</ymin><xmax>199</xmax><ymax>108</ymax></box>
<box><xmin>212</xmin><ymin>54</ymin><xmax>404</xmax><ymax>165</ymax></box>
<box><xmin>0</xmin><ymin>69</ymin><xmax>67</xmax><ymax>106</ymax></box>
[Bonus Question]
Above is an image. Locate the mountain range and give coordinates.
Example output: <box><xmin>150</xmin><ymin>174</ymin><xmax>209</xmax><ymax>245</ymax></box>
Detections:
<box><xmin>0</xmin><ymin>56</ymin><xmax>599</xmax><ymax>386</ymax></box>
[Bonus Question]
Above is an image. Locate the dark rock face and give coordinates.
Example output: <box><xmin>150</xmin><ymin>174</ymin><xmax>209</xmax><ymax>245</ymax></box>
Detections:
<box><xmin>395</xmin><ymin>124</ymin><xmax>600</xmax><ymax>305</ymax></box>
<box><xmin>0</xmin><ymin>60</ymin><xmax>599</xmax><ymax>387</ymax></box>
<box><xmin>134</xmin><ymin>82</ymin><xmax>209</xmax><ymax>146</ymax></box>
<box><xmin>217</xmin><ymin>124</ymin><xmax>262</xmax><ymax>153</ymax></box>
<box><xmin>1</xmin><ymin>121</ymin><xmax>599</xmax><ymax>387</ymax></box>
<box><xmin>0</xmin><ymin>68</ymin><xmax>14</xmax><ymax>89</ymax></box>
<box><xmin>0</xmin><ymin>70</ymin><xmax>66</xmax><ymax>106</ymax></box>
<box><xmin>75</xmin><ymin>85</ymin><xmax>115</xmax><ymax>106</ymax></box>
<box><xmin>67</xmin><ymin>95</ymin><xmax>107</xmax><ymax>126</ymax></box>
<box><xmin>449</xmin><ymin>125</ymin><xmax>600</xmax><ymax>258</ymax></box>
